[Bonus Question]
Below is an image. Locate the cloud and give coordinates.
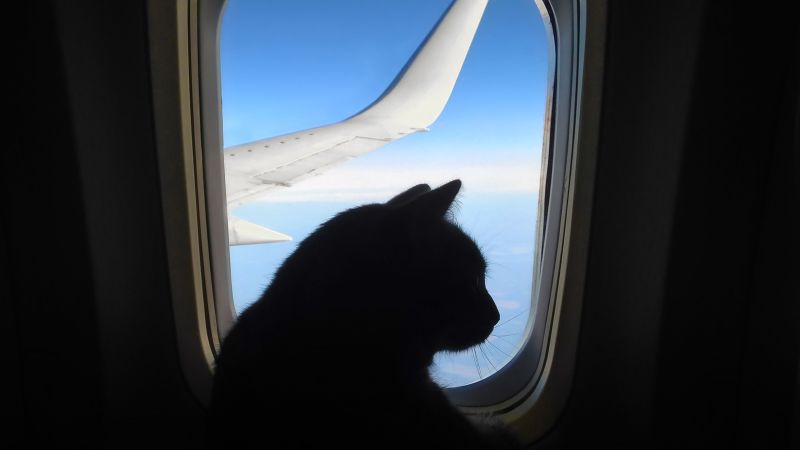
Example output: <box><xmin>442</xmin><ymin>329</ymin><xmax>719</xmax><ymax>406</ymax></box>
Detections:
<box><xmin>253</xmin><ymin>160</ymin><xmax>540</xmax><ymax>203</ymax></box>
<box><xmin>494</xmin><ymin>299</ymin><xmax>523</xmax><ymax>310</ymax></box>
<box><xmin>434</xmin><ymin>362</ymin><xmax>481</xmax><ymax>378</ymax></box>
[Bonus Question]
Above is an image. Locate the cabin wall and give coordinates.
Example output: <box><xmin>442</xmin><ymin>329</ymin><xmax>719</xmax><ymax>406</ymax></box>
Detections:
<box><xmin>536</xmin><ymin>1</ymin><xmax>799</xmax><ymax>448</ymax></box>
<box><xmin>54</xmin><ymin>0</ymin><xmax>208</xmax><ymax>446</ymax></box>
<box><xmin>8</xmin><ymin>1</ymin><xmax>206</xmax><ymax>448</ymax></box>
<box><xmin>6</xmin><ymin>3</ymin><xmax>104</xmax><ymax>447</ymax></box>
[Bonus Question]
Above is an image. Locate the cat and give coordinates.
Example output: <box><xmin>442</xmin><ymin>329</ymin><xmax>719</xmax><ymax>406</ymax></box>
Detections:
<box><xmin>210</xmin><ymin>180</ymin><xmax>520</xmax><ymax>449</ymax></box>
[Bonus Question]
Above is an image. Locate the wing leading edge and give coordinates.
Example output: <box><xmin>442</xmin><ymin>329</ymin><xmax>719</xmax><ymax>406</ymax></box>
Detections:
<box><xmin>225</xmin><ymin>0</ymin><xmax>488</xmax><ymax>245</ymax></box>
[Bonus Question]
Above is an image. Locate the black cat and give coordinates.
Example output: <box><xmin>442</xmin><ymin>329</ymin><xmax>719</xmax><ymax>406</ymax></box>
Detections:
<box><xmin>210</xmin><ymin>180</ymin><xmax>520</xmax><ymax>449</ymax></box>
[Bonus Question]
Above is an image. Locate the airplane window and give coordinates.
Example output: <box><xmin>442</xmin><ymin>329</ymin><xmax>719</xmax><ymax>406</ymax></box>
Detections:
<box><xmin>220</xmin><ymin>0</ymin><xmax>549</xmax><ymax>388</ymax></box>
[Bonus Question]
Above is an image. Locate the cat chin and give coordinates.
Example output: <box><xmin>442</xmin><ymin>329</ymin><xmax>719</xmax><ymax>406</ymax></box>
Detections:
<box><xmin>438</xmin><ymin>339</ymin><xmax>487</xmax><ymax>354</ymax></box>
<box><xmin>437</xmin><ymin>328</ymin><xmax>494</xmax><ymax>353</ymax></box>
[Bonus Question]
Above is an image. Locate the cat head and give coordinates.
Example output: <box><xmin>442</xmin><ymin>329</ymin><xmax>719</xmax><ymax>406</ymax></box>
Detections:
<box><xmin>281</xmin><ymin>180</ymin><xmax>500</xmax><ymax>361</ymax></box>
<box><xmin>380</xmin><ymin>180</ymin><xmax>500</xmax><ymax>353</ymax></box>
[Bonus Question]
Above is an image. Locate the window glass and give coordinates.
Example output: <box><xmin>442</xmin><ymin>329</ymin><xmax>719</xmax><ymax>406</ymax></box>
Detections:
<box><xmin>221</xmin><ymin>0</ymin><xmax>548</xmax><ymax>387</ymax></box>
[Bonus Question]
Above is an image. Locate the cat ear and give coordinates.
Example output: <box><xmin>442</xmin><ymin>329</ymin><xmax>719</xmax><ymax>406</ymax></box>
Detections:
<box><xmin>407</xmin><ymin>179</ymin><xmax>462</xmax><ymax>218</ymax></box>
<box><xmin>386</xmin><ymin>184</ymin><xmax>431</xmax><ymax>207</ymax></box>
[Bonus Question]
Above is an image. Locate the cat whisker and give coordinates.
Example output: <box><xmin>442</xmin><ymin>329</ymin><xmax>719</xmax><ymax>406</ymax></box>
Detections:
<box><xmin>494</xmin><ymin>308</ymin><xmax>529</xmax><ymax>328</ymax></box>
<box><xmin>485</xmin><ymin>339</ymin><xmax>512</xmax><ymax>358</ymax></box>
<box><xmin>488</xmin><ymin>261</ymin><xmax>509</xmax><ymax>272</ymax></box>
<box><xmin>491</xmin><ymin>332</ymin><xmax>521</xmax><ymax>338</ymax></box>
<box><xmin>471</xmin><ymin>347</ymin><xmax>483</xmax><ymax>379</ymax></box>
<box><xmin>489</xmin><ymin>333</ymin><xmax>519</xmax><ymax>346</ymax></box>
<box><xmin>478</xmin><ymin>344</ymin><xmax>497</xmax><ymax>372</ymax></box>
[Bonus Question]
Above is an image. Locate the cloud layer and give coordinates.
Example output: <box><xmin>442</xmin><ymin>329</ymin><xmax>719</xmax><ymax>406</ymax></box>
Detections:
<box><xmin>253</xmin><ymin>160</ymin><xmax>540</xmax><ymax>203</ymax></box>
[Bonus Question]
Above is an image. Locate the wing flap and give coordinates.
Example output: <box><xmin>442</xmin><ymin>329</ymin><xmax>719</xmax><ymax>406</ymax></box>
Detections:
<box><xmin>226</xmin><ymin>128</ymin><xmax>420</xmax><ymax>206</ymax></box>
<box><xmin>228</xmin><ymin>216</ymin><xmax>292</xmax><ymax>246</ymax></box>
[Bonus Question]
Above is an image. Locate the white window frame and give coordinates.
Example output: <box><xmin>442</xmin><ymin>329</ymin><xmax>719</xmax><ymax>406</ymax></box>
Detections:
<box><xmin>147</xmin><ymin>0</ymin><xmax>605</xmax><ymax>444</ymax></box>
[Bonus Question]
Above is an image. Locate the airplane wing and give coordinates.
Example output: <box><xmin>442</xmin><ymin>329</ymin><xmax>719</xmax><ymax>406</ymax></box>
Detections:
<box><xmin>225</xmin><ymin>0</ymin><xmax>488</xmax><ymax>245</ymax></box>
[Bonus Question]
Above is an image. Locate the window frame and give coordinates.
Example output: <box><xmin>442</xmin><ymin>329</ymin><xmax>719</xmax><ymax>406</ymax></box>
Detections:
<box><xmin>148</xmin><ymin>0</ymin><xmax>605</xmax><ymax>443</ymax></box>
<box><xmin>485</xmin><ymin>1</ymin><xmax>606</xmax><ymax>441</ymax></box>
<box><xmin>449</xmin><ymin>0</ymin><xmax>593</xmax><ymax>404</ymax></box>
<box><xmin>444</xmin><ymin>0</ymin><xmax>560</xmax><ymax>407</ymax></box>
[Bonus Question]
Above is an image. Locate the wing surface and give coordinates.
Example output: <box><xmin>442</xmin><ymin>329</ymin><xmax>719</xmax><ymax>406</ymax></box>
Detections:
<box><xmin>225</xmin><ymin>0</ymin><xmax>488</xmax><ymax>244</ymax></box>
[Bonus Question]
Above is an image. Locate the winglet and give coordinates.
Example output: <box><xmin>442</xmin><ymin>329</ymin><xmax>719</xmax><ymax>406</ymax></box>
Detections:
<box><xmin>353</xmin><ymin>0</ymin><xmax>488</xmax><ymax>129</ymax></box>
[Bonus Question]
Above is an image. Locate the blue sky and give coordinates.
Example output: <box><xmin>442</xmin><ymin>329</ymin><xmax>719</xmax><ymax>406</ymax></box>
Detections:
<box><xmin>221</xmin><ymin>0</ymin><xmax>548</xmax><ymax>387</ymax></box>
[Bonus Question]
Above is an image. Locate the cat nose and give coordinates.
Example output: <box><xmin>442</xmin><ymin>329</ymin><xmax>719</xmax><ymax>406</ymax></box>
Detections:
<box><xmin>489</xmin><ymin>298</ymin><xmax>500</xmax><ymax>326</ymax></box>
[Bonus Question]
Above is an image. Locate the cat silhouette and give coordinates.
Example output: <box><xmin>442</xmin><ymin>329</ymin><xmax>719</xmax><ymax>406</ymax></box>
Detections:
<box><xmin>210</xmin><ymin>180</ymin><xmax>519</xmax><ymax>449</ymax></box>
